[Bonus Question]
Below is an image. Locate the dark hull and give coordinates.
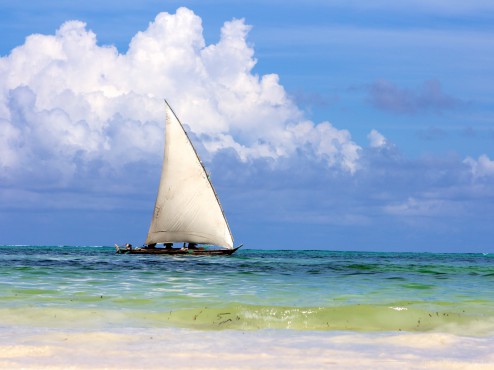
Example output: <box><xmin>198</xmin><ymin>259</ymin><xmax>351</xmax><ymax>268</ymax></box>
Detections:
<box><xmin>116</xmin><ymin>246</ymin><xmax>242</xmax><ymax>256</ymax></box>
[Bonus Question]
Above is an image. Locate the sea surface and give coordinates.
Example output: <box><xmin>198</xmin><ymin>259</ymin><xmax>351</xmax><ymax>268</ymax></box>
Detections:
<box><xmin>1</xmin><ymin>246</ymin><xmax>493</xmax><ymax>368</ymax></box>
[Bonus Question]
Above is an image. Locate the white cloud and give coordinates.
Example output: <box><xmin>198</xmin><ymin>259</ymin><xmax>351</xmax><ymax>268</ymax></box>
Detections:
<box><xmin>287</xmin><ymin>120</ymin><xmax>360</xmax><ymax>173</ymax></box>
<box><xmin>0</xmin><ymin>7</ymin><xmax>360</xmax><ymax>187</ymax></box>
<box><xmin>367</xmin><ymin>129</ymin><xmax>387</xmax><ymax>148</ymax></box>
<box><xmin>463</xmin><ymin>155</ymin><xmax>494</xmax><ymax>179</ymax></box>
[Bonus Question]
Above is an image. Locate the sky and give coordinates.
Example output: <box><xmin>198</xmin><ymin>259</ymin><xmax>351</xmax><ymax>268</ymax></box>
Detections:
<box><xmin>0</xmin><ymin>1</ymin><xmax>493</xmax><ymax>252</ymax></box>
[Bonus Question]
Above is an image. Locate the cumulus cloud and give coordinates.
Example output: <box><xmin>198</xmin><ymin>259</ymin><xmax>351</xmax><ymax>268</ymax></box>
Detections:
<box><xmin>366</xmin><ymin>79</ymin><xmax>463</xmax><ymax>114</ymax></box>
<box><xmin>0</xmin><ymin>7</ymin><xmax>361</xmax><ymax>189</ymax></box>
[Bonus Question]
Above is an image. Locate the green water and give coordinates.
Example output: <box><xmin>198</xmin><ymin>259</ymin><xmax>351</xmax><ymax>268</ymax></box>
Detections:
<box><xmin>1</xmin><ymin>246</ymin><xmax>493</xmax><ymax>335</ymax></box>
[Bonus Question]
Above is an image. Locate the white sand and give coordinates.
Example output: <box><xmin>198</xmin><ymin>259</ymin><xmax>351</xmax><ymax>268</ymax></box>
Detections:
<box><xmin>1</xmin><ymin>328</ymin><xmax>493</xmax><ymax>369</ymax></box>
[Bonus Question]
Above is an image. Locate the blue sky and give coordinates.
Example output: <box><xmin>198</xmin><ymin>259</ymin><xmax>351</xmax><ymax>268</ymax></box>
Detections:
<box><xmin>0</xmin><ymin>1</ymin><xmax>493</xmax><ymax>252</ymax></box>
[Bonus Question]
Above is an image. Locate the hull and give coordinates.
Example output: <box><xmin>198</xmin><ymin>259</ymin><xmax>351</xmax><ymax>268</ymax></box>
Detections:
<box><xmin>116</xmin><ymin>246</ymin><xmax>242</xmax><ymax>256</ymax></box>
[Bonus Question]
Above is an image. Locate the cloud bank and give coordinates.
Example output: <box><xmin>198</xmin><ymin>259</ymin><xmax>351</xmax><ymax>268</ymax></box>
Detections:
<box><xmin>0</xmin><ymin>7</ymin><xmax>360</xmax><ymax>191</ymax></box>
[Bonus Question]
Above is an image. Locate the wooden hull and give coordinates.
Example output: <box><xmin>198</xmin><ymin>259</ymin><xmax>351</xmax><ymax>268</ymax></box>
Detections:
<box><xmin>116</xmin><ymin>246</ymin><xmax>242</xmax><ymax>256</ymax></box>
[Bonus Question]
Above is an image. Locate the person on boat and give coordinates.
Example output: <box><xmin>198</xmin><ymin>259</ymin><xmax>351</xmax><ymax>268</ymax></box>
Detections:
<box><xmin>188</xmin><ymin>242</ymin><xmax>198</xmax><ymax>249</ymax></box>
<box><xmin>115</xmin><ymin>243</ymin><xmax>132</xmax><ymax>252</ymax></box>
<box><xmin>164</xmin><ymin>243</ymin><xmax>173</xmax><ymax>250</ymax></box>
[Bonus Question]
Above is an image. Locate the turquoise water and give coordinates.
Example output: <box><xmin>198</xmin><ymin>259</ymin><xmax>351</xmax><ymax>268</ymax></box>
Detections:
<box><xmin>1</xmin><ymin>246</ymin><xmax>493</xmax><ymax>335</ymax></box>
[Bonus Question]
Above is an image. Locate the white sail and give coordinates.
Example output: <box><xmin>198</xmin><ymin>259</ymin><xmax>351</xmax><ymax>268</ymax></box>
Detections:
<box><xmin>145</xmin><ymin>101</ymin><xmax>234</xmax><ymax>249</ymax></box>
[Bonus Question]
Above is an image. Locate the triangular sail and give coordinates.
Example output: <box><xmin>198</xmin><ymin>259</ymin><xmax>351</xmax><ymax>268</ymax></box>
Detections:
<box><xmin>145</xmin><ymin>101</ymin><xmax>234</xmax><ymax>249</ymax></box>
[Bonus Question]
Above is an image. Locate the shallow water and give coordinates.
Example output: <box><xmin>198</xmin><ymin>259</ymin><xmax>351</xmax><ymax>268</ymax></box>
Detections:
<box><xmin>1</xmin><ymin>246</ymin><xmax>493</xmax><ymax>334</ymax></box>
<box><xmin>1</xmin><ymin>246</ymin><xmax>493</xmax><ymax>368</ymax></box>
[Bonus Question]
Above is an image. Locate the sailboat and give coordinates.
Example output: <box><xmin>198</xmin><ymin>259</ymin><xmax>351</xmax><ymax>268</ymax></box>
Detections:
<box><xmin>116</xmin><ymin>100</ymin><xmax>242</xmax><ymax>255</ymax></box>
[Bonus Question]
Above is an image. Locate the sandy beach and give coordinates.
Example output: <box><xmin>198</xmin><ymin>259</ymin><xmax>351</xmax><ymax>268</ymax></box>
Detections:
<box><xmin>2</xmin><ymin>328</ymin><xmax>493</xmax><ymax>369</ymax></box>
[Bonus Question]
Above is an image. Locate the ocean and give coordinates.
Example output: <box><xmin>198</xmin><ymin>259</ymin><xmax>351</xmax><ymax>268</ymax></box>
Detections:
<box><xmin>0</xmin><ymin>246</ymin><xmax>493</xmax><ymax>369</ymax></box>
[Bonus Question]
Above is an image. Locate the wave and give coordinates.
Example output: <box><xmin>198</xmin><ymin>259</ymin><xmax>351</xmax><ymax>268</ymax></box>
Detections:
<box><xmin>3</xmin><ymin>302</ymin><xmax>493</xmax><ymax>337</ymax></box>
<box><xmin>158</xmin><ymin>303</ymin><xmax>494</xmax><ymax>335</ymax></box>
